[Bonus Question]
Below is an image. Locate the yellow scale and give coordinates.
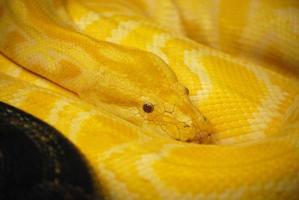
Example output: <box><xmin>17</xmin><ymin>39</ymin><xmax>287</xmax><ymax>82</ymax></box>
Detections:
<box><xmin>0</xmin><ymin>0</ymin><xmax>299</xmax><ymax>199</ymax></box>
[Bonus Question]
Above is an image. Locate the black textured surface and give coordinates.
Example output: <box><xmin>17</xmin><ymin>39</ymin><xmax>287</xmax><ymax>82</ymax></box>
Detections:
<box><xmin>0</xmin><ymin>102</ymin><xmax>102</xmax><ymax>200</ymax></box>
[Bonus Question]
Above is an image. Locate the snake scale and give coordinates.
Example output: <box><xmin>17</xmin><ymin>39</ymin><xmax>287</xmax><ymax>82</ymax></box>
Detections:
<box><xmin>0</xmin><ymin>102</ymin><xmax>101</xmax><ymax>200</ymax></box>
<box><xmin>0</xmin><ymin>0</ymin><xmax>299</xmax><ymax>199</ymax></box>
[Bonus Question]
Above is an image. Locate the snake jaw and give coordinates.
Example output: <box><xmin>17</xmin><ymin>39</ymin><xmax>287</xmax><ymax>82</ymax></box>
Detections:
<box><xmin>170</xmin><ymin>97</ymin><xmax>214</xmax><ymax>143</ymax></box>
<box><xmin>188</xmin><ymin>128</ymin><xmax>215</xmax><ymax>144</ymax></box>
<box><xmin>146</xmin><ymin>99</ymin><xmax>214</xmax><ymax>143</ymax></box>
<box><xmin>177</xmin><ymin>120</ymin><xmax>214</xmax><ymax>144</ymax></box>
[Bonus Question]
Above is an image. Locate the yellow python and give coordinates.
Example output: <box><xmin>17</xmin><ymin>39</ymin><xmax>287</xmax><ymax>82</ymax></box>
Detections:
<box><xmin>0</xmin><ymin>0</ymin><xmax>299</xmax><ymax>199</ymax></box>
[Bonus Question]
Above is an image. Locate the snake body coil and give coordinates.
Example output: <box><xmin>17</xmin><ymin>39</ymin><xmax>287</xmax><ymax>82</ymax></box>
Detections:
<box><xmin>0</xmin><ymin>0</ymin><xmax>299</xmax><ymax>199</ymax></box>
<box><xmin>0</xmin><ymin>102</ymin><xmax>101</xmax><ymax>200</ymax></box>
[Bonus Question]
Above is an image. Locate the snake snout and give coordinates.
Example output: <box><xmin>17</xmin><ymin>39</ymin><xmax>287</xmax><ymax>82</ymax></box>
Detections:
<box><xmin>183</xmin><ymin>123</ymin><xmax>214</xmax><ymax>144</ymax></box>
<box><xmin>187</xmin><ymin>112</ymin><xmax>215</xmax><ymax>144</ymax></box>
<box><xmin>188</xmin><ymin>130</ymin><xmax>214</xmax><ymax>144</ymax></box>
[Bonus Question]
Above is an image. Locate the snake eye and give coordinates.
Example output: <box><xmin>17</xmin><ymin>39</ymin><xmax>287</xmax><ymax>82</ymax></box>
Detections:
<box><xmin>185</xmin><ymin>87</ymin><xmax>189</xmax><ymax>95</ymax></box>
<box><xmin>143</xmin><ymin>103</ymin><xmax>154</xmax><ymax>113</ymax></box>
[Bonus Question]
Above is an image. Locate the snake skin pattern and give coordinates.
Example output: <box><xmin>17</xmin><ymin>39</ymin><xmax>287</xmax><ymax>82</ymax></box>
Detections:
<box><xmin>0</xmin><ymin>0</ymin><xmax>299</xmax><ymax>199</ymax></box>
<box><xmin>0</xmin><ymin>102</ymin><xmax>101</xmax><ymax>200</ymax></box>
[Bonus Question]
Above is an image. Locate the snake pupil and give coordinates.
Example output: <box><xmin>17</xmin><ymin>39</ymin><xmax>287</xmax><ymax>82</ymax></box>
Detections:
<box><xmin>143</xmin><ymin>103</ymin><xmax>154</xmax><ymax>113</ymax></box>
<box><xmin>185</xmin><ymin>87</ymin><xmax>189</xmax><ymax>95</ymax></box>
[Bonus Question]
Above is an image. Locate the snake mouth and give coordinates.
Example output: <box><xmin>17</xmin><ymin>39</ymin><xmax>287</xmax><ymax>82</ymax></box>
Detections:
<box><xmin>149</xmin><ymin>102</ymin><xmax>215</xmax><ymax>144</ymax></box>
<box><xmin>174</xmin><ymin>131</ymin><xmax>214</xmax><ymax>144</ymax></box>
<box><xmin>176</xmin><ymin>109</ymin><xmax>215</xmax><ymax>144</ymax></box>
<box><xmin>185</xmin><ymin>130</ymin><xmax>215</xmax><ymax>144</ymax></box>
<box><xmin>177</xmin><ymin>120</ymin><xmax>215</xmax><ymax>144</ymax></box>
<box><xmin>156</xmin><ymin>117</ymin><xmax>215</xmax><ymax>144</ymax></box>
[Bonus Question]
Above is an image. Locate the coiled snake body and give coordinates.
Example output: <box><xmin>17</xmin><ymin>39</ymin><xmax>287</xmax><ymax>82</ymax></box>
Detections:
<box><xmin>0</xmin><ymin>0</ymin><xmax>299</xmax><ymax>199</ymax></box>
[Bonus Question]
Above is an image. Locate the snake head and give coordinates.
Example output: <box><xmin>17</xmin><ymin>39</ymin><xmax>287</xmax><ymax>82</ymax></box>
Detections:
<box><xmin>80</xmin><ymin>49</ymin><xmax>214</xmax><ymax>143</ymax></box>
<box><xmin>138</xmin><ymin>83</ymin><xmax>214</xmax><ymax>144</ymax></box>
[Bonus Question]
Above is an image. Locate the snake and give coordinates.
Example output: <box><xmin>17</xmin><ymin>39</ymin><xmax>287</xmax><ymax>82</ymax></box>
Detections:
<box><xmin>0</xmin><ymin>102</ymin><xmax>101</xmax><ymax>200</ymax></box>
<box><xmin>0</xmin><ymin>0</ymin><xmax>299</xmax><ymax>199</ymax></box>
